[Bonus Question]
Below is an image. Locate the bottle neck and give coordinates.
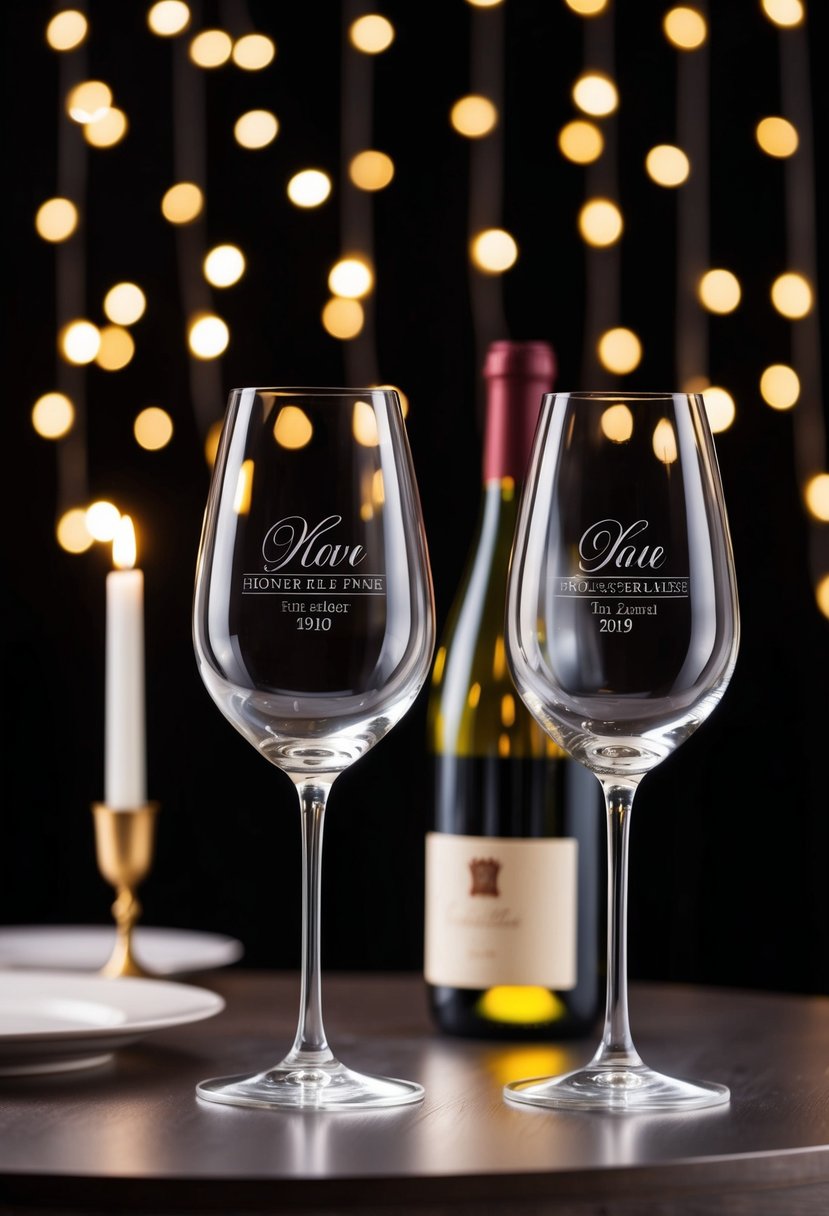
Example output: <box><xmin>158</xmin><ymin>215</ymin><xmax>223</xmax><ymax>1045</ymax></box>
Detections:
<box><xmin>482</xmin><ymin>374</ymin><xmax>553</xmax><ymax>483</ymax></box>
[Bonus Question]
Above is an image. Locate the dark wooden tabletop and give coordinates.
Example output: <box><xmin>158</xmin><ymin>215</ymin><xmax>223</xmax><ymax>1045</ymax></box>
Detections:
<box><xmin>1</xmin><ymin>970</ymin><xmax>828</xmax><ymax>1215</ymax></box>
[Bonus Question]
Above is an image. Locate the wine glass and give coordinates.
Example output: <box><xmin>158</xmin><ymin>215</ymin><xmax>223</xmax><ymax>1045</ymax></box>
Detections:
<box><xmin>504</xmin><ymin>392</ymin><xmax>739</xmax><ymax>1112</ymax></box>
<box><xmin>192</xmin><ymin>387</ymin><xmax>435</xmax><ymax>1110</ymax></box>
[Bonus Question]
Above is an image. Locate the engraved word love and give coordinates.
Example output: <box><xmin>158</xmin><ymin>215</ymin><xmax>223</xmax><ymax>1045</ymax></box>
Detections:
<box><xmin>578</xmin><ymin>519</ymin><xmax>666</xmax><ymax>573</ymax></box>
<box><xmin>262</xmin><ymin>515</ymin><xmax>367</xmax><ymax>572</ymax></box>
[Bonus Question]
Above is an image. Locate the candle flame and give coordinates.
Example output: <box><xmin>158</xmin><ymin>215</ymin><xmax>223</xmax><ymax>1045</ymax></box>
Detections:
<box><xmin>113</xmin><ymin>515</ymin><xmax>137</xmax><ymax>569</ymax></box>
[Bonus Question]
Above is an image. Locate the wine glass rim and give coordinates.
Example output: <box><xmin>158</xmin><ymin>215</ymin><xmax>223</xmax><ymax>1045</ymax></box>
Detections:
<box><xmin>229</xmin><ymin>386</ymin><xmax>399</xmax><ymax>396</ymax></box>
<box><xmin>544</xmin><ymin>391</ymin><xmax>700</xmax><ymax>401</ymax></box>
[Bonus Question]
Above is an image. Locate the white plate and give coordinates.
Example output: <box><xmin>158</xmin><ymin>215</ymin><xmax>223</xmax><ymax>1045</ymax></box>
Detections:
<box><xmin>0</xmin><ymin>970</ymin><xmax>225</xmax><ymax>1076</ymax></box>
<box><xmin>0</xmin><ymin>925</ymin><xmax>244</xmax><ymax>977</ymax></box>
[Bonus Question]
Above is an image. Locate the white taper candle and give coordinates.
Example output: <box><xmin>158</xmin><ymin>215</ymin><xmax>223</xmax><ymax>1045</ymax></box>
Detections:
<box><xmin>105</xmin><ymin>516</ymin><xmax>147</xmax><ymax>809</ymax></box>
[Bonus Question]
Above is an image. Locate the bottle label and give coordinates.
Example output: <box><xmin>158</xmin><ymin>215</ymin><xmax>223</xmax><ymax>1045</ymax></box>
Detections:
<box><xmin>424</xmin><ymin>832</ymin><xmax>578</xmax><ymax>989</ymax></box>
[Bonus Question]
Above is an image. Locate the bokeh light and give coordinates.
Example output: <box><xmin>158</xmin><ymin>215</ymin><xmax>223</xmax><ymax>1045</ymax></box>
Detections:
<box><xmin>756</xmin><ymin>116</ymin><xmax>799</xmax><ymax>158</ymax></box>
<box><xmin>86</xmin><ymin>500</ymin><xmax>121</xmax><ymax>542</ymax></box>
<box><xmin>470</xmin><ymin>228</ymin><xmax>518</xmax><ymax>273</ymax></box>
<box><xmin>322</xmin><ymin>298</ymin><xmax>364</xmax><ymax>340</ymax></box>
<box><xmin>702</xmin><ymin>387</ymin><xmax>736</xmax><ymax>433</ymax></box>
<box><xmin>349</xmin><ymin>14</ymin><xmax>395</xmax><ymax>54</ymax></box>
<box><xmin>328</xmin><ymin>257</ymin><xmax>374</xmax><ymax>299</ymax></box>
<box><xmin>84</xmin><ymin>107</ymin><xmax>128</xmax><ymax>148</ymax></box>
<box><xmin>134</xmin><ymin>407</ymin><xmax>174</xmax><ymax>451</ymax></box>
<box><xmin>32</xmin><ymin>392</ymin><xmax>75</xmax><ymax>439</ymax></box>
<box><xmin>817</xmin><ymin>575</ymin><xmax>829</xmax><ymax>620</ymax></box>
<box><xmin>761</xmin><ymin>0</ymin><xmax>804</xmax><ymax>28</ymax></box>
<box><xmin>232</xmin><ymin>33</ymin><xmax>276</xmax><ymax>70</ymax></box>
<box><xmin>600</xmin><ymin>403</ymin><xmax>634</xmax><ymax>443</ymax></box>
<box><xmin>698</xmin><ymin>269</ymin><xmax>741</xmax><ymax>314</ymax></box>
<box><xmin>95</xmin><ymin>325</ymin><xmax>135</xmax><ymax>371</ymax></box>
<box><xmin>466</xmin><ymin>0</ymin><xmax>504</xmax><ymax>7</ymax></box>
<box><xmin>558</xmin><ymin>120</ymin><xmax>604</xmax><ymax>164</ymax></box>
<box><xmin>67</xmin><ymin>80</ymin><xmax>112</xmax><ymax>124</ymax></box>
<box><xmin>565</xmin><ymin>0</ymin><xmax>608</xmax><ymax>13</ymax></box>
<box><xmin>349</xmin><ymin>150</ymin><xmax>395</xmax><ymax>190</ymax></box>
<box><xmin>147</xmin><ymin>1</ymin><xmax>191</xmax><ymax>36</ymax></box>
<box><xmin>273</xmin><ymin>406</ymin><xmax>313</xmax><ymax>450</ymax></box>
<box><xmin>60</xmin><ymin>320</ymin><xmax>101</xmax><ymax>364</ymax></box>
<box><xmin>771</xmin><ymin>272</ymin><xmax>812</xmax><ymax>319</ymax></box>
<box><xmin>287</xmin><ymin>170</ymin><xmax>332</xmax><ymax>208</ymax></box>
<box><xmin>203</xmin><ymin>244</ymin><xmax>246</xmax><ymax>287</ymax></box>
<box><xmin>104</xmin><ymin>282</ymin><xmax>146</xmax><ymax>325</ymax></box>
<box><xmin>161</xmin><ymin>182</ymin><xmax>204</xmax><ymax>224</ymax></box>
<box><xmin>190</xmin><ymin>29</ymin><xmax>233</xmax><ymax>68</ymax></box>
<box><xmin>46</xmin><ymin>10</ymin><xmax>88</xmax><ymax>51</ymax></box>
<box><xmin>205</xmin><ymin>420</ymin><xmax>222</xmax><ymax>467</ymax></box>
<box><xmin>805</xmin><ymin>474</ymin><xmax>829</xmax><ymax>521</ymax></box>
<box><xmin>188</xmin><ymin>313</ymin><xmax>229</xmax><ymax>359</ymax></box>
<box><xmin>234</xmin><ymin>110</ymin><xmax>279</xmax><ymax>149</ymax></box>
<box><xmin>35</xmin><ymin>197</ymin><xmax>78</xmax><ymax>242</ymax></box>
<box><xmin>572</xmin><ymin>72</ymin><xmax>618</xmax><ymax>116</ymax></box>
<box><xmin>578</xmin><ymin>198</ymin><xmax>623</xmax><ymax>246</ymax></box>
<box><xmin>645</xmin><ymin>144</ymin><xmax>690</xmax><ymax>187</ymax></box>
<box><xmin>760</xmin><ymin>364</ymin><xmax>800</xmax><ymax>409</ymax></box>
<box><xmin>57</xmin><ymin>507</ymin><xmax>94</xmax><ymax>554</ymax></box>
<box><xmin>353</xmin><ymin>400</ymin><xmax>379</xmax><ymax>446</ymax></box>
<box><xmin>597</xmin><ymin>328</ymin><xmax>642</xmax><ymax>374</ymax></box>
<box><xmin>653</xmin><ymin>418</ymin><xmax>678</xmax><ymax>464</ymax></box>
<box><xmin>663</xmin><ymin>6</ymin><xmax>708</xmax><ymax>49</ymax></box>
<box><xmin>450</xmin><ymin>95</ymin><xmax>498</xmax><ymax>138</ymax></box>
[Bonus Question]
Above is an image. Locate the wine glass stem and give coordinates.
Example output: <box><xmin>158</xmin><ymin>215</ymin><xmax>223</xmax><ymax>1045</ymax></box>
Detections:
<box><xmin>594</xmin><ymin>780</ymin><xmax>643</xmax><ymax>1070</ymax></box>
<box><xmin>286</xmin><ymin>781</ymin><xmax>335</xmax><ymax>1066</ymax></box>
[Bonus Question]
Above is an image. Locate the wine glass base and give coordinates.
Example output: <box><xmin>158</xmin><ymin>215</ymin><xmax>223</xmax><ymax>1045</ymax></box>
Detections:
<box><xmin>504</xmin><ymin>1063</ymin><xmax>730</xmax><ymax>1113</ymax></box>
<box><xmin>196</xmin><ymin>1059</ymin><xmax>425</xmax><ymax>1111</ymax></box>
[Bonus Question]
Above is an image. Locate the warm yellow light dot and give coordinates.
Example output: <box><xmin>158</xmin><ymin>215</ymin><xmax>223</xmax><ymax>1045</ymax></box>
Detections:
<box><xmin>84</xmin><ymin>107</ymin><xmax>128</xmax><ymax>148</ymax></box>
<box><xmin>349</xmin><ymin>149</ymin><xmax>395</xmax><ymax>191</ymax></box>
<box><xmin>760</xmin><ymin>364</ymin><xmax>800</xmax><ymax>409</ymax></box>
<box><xmin>161</xmin><ymin>181</ymin><xmax>204</xmax><ymax>224</ymax></box>
<box><xmin>233</xmin><ymin>460</ymin><xmax>254</xmax><ymax>515</ymax></box>
<box><xmin>578</xmin><ymin>198</ymin><xmax>623</xmax><ymax>247</ymax></box>
<box><xmin>322</xmin><ymin>298</ymin><xmax>364</xmax><ymax>340</ymax></box>
<box><xmin>104</xmin><ymin>282</ymin><xmax>146</xmax><ymax>325</ymax></box>
<box><xmin>450</xmin><ymin>95</ymin><xmax>498</xmax><ymax>138</ymax></box>
<box><xmin>35</xmin><ymin>197</ymin><xmax>78</xmax><ymax>242</ymax></box>
<box><xmin>572</xmin><ymin>72</ymin><xmax>618</xmax><ymax>117</ymax></box>
<box><xmin>558</xmin><ymin>120</ymin><xmax>604</xmax><ymax>164</ymax></box>
<box><xmin>329</xmin><ymin>257</ymin><xmax>374</xmax><ymax>299</ymax></box>
<box><xmin>698</xmin><ymin>269</ymin><xmax>741</xmax><ymax>314</ymax></box>
<box><xmin>147</xmin><ymin>1</ymin><xmax>191</xmax><ymax>36</ymax></box>
<box><xmin>371</xmin><ymin>469</ymin><xmax>385</xmax><ymax>506</ymax></box>
<box><xmin>274</xmin><ymin>406</ymin><xmax>313</xmax><ymax>450</ymax></box>
<box><xmin>352</xmin><ymin>399</ymin><xmax>379</xmax><ymax>445</ymax></box>
<box><xmin>57</xmin><ymin>507</ymin><xmax>94</xmax><ymax>554</ymax></box>
<box><xmin>32</xmin><ymin>392</ymin><xmax>75</xmax><ymax>439</ymax></box>
<box><xmin>232</xmin><ymin>33</ymin><xmax>276</xmax><ymax>70</ymax></box>
<box><xmin>805</xmin><ymin>474</ymin><xmax>829</xmax><ymax>521</ymax></box>
<box><xmin>95</xmin><ymin>325</ymin><xmax>135</xmax><ymax>371</ymax></box>
<box><xmin>190</xmin><ymin>29</ymin><xmax>232</xmax><ymax>68</ymax></box>
<box><xmin>86</xmin><ymin>500</ymin><xmax>121</xmax><ymax>542</ymax></box>
<box><xmin>761</xmin><ymin>0</ymin><xmax>804</xmax><ymax>28</ymax></box>
<box><xmin>470</xmin><ymin>228</ymin><xmax>518</xmax><ymax>273</ymax></box>
<box><xmin>565</xmin><ymin>0</ymin><xmax>608</xmax><ymax>13</ymax></box>
<box><xmin>234</xmin><ymin>109</ymin><xmax>279</xmax><ymax>149</ymax></box>
<box><xmin>477</xmin><ymin>987</ymin><xmax>566</xmax><ymax>1025</ymax></box>
<box><xmin>287</xmin><ymin>169</ymin><xmax>332</xmax><ymax>208</ymax></box>
<box><xmin>597</xmin><ymin>328</ymin><xmax>642</xmax><ymax>374</ymax></box>
<box><xmin>703</xmin><ymin>387</ymin><xmax>736</xmax><ymax>432</ymax></box>
<box><xmin>645</xmin><ymin>144</ymin><xmax>690</xmax><ymax>187</ymax></box>
<box><xmin>203</xmin><ymin>244</ymin><xmax>246</xmax><ymax>287</ymax></box>
<box><xmin>653</xmin><ymin>418</ymin><xmax>678</xmax><ymax>463</ymax></box>
<box><xmin>500</xmin><ymin>694</ymin><xmax>516</xmax><ymax>728</ymax></box>
<box><xmin>205</xmin><ymin>419</ymin><xmax>223</xmax><ymax>467</ymax></box>
<box><xmin>60</xmin><ymin>320</ymin><xmax>101</xmax><ymax>364</ymax></box>
<box><xmin>349</xmin><ymin>14</ymin><xmax>395</xmax><ymax>54</ymax></box>
<box><xmin>771</xmin><ymin>272</ymin><xmax>812</xmax><ymax>319</ymax></box>
<box><xmin>663</xmin><ymin>6</ymin><xmax>708</xmax><ymax>49</ymax></box>
<box><xmin>600</xmin><ymin>403</ymin><xmax>634</xmax><ymax>442</ymax></box>
<box><xmin>46</xmin><ymin>10</ymin><xmax>88</xmax><ymax>51</ymax></box>
<box><xmin>67</xmin><ymin>80</ymin><xmax>112</xmax><ymax>124</ymax></box>
<box><xmin>134</xmin><ymin>407</ymin><xmax>174</xmax><ymax>450</ymax></box>
<box><xmin>756</xmin><ymin>116</ymin><xmax>799</xmax><ymax>158</ymax></box>
<box><xmin>816</xmin><ymin>575</ymin><xmax>829</xmax><ymax>619</ymax></box>
<box><xmin>466</xmin><ymin>0</ymin><xmax>504</xmax><ymax>7</ymax></box>
<box><xmin>188</xmin><ymin>313</ymin><xmax>229</xmax><ymax>358</ymax></box>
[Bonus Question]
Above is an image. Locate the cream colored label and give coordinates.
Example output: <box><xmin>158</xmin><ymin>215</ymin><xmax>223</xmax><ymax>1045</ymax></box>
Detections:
<box><xmin>424</xmin><ymin>832</ymin><xmax>578</xmax><ymax>989</ymax></box>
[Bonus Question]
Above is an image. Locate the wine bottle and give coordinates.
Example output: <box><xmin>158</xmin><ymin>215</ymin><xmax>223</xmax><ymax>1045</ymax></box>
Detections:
<box><xmin>424</xmin><ymin>339</ymin><xmax>602</xmax><ymax>1039</ymax></box>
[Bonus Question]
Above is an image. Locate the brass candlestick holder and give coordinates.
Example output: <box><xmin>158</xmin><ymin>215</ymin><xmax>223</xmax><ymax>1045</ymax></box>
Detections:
<box><xmin>91</xmin><ymin>802</ymin><xmax>160</xmax><ymax>978</ymax></box>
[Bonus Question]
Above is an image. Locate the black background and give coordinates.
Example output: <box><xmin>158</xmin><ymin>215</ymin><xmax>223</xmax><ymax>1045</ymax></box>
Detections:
<box><xmin>2</xmin><ymin>0</ymin><xmax>828</xmax><ymax>999</ymax></box>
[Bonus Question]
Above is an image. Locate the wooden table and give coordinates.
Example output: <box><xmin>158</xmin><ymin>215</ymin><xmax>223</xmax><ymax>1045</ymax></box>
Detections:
<box><xmin>1</xmin><ymin>971</ymin><xmax>828</xmax><ymax>1214</ymax></box>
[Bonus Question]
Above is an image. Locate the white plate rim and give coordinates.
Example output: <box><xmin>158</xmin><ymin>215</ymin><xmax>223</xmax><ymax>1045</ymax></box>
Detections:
<box><xmin>0</xmin><ymin>924</ymin><xmax>244</xmax><ymax>976</ymax></box>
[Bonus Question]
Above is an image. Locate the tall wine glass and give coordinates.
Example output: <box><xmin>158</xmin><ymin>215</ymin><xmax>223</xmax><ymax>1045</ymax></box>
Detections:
<box><xmin>193</xmin><ymin>387</ymin><xmax>435</xmax><ymax>1110</ymax></box>
<box><xmin>504</xmin><ymin>392</ymin><xmax>739</xmax><ymax>1112</ymax></box>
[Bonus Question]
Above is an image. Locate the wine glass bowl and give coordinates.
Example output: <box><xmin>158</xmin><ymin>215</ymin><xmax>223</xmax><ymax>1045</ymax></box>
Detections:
<box><xmin>504</xmin><ymin>391</ymin><xmax>739</xmax><ymax>1111</ymax></box>
<box><xmin>193</xmin><ymin>387</ymin><xmax>435</xmax><ymax>1109</ymax></box>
